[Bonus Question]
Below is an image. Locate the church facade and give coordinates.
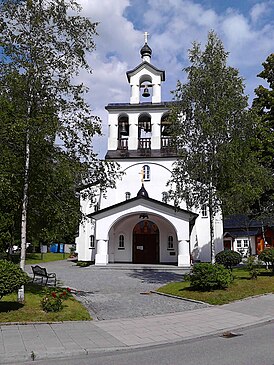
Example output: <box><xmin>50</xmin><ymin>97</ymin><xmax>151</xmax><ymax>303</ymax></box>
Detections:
<box><xmin>76</xmin><ymin>36</ymin><xmax>223</xmax><ymax>267</ymax></box>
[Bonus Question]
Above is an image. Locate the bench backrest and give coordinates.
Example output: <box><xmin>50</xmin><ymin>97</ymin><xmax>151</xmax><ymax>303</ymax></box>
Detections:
<box><xmin>32</xmin><ymin>265</ymin><xmax>47</xmax><ymax>276</ymax></box>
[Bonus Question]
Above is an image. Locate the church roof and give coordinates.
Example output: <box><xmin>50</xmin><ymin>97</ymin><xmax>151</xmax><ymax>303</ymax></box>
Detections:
<box><xmin>126</xmin><ymin>61</ymin><xmax>165</xmax><ymax>82</ymax></box>
<box><xmin>137</xmin><ymin>183</ymin><xmax>149</xmax><ymax>198</ymax></box>
<box><xmin>88</xmin><ymin>195</ymin><xmax>198</xmax><ymax>223</ymax></box>
<box><xmin>105</xmin><ymin>101</ymin><xmax>175</xmax><ymax>111</ymax></box>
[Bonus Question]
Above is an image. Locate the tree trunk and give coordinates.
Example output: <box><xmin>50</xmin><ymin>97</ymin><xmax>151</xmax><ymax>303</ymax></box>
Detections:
<box><xmin>209</xmin><ymin>203</ymin><xmax>215</xmax><ymax>264</ymax></box>
<box><xmin>18</xmin><ymin>129</ymin><xmax>30</xmax><ymax>303</ymax></box>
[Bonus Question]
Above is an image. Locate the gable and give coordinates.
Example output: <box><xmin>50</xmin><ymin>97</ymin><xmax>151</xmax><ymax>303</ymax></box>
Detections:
<box><xmin>126</xmin><ymin>61</ymin><xmax>165</xmax><ymax>82</ymax></box>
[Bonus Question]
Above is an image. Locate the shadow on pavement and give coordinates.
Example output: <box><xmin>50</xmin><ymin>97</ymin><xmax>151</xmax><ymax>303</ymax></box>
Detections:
<box><xmin>127</xmin><ymin>269</ymin><xmax>184</xmax><ymax>284</ymax></box>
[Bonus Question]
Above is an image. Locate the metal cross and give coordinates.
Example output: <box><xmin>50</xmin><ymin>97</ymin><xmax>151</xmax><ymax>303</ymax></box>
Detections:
<box><xmin>139</xmin><ymin>167</ymin><xmax>145</xmax><ymax>183</ymax></box>
<box><xmin>144</xmin><ymin>31</ymin><xmax>149</xmax><ymax>44</ymax></box>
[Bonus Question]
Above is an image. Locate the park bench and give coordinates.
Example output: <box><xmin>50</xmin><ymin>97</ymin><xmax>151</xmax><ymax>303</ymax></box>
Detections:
<box><xmin>31</xmin><ymin>265</ymin><xmax>57</xmax><ymax>286</ymax></box>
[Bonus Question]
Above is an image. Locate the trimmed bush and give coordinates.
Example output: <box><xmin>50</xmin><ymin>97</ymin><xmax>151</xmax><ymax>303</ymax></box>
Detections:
<box><xmin>189</xmin><ymin>263</ymin><xmax>233</xmax><ymax>291</ymax></box>
<box><xmin>258</xmin><ymin>248</ymin><xmax>274</xmax><ymax>272</ymax></box>
<box><xmin>215</xmin><ymin>250</ymin><xmax>242</xmax><ymax>270</ymax></box>
<box><xmin>0</xmin><ymin>260</ymin><xmax>29</xmax><ymax>299</ymax></box>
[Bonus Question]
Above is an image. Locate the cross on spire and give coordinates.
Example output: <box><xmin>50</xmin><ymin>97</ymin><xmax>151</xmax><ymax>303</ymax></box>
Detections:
<box><xmin>139</xmin><ymin>167</ymin><xmax>145</xmax><ymax>183</ymax></box>
<box><xmin>144</xmin><ymin>31</ymin><xmax>149</xmax><ymax>44</ymax></box>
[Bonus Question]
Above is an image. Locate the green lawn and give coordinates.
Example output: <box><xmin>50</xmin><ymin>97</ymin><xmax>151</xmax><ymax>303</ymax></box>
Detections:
<box><xmin>8</xmin><ymin>252</ymin><xmax>70</xmax><ymax>265</ymax></box>
<box><xmin>0</xmin><ymin>283</ymin><xmax>91</xmax><ymax>322</ymax></box>
<box><xmin>157</xmin><ymin>268</ymin><xmax>274</xmax><ymax>305</ymax></box>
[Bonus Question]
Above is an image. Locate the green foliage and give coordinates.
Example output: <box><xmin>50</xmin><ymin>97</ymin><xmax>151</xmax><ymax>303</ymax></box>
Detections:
<box><xmin>0</xmin><ymin>0</ymin><xmax>121</xmax><ymax>257</ymax></box>
<box><xmin>215</xmin><ymin>250</ymin><xmax>242</xmax><ymax>270</ymax></box>
<box><xmin>258</xmin><ymin>248</ymin><xmax>274</xmax><ymax>271</ymax></box>
<box><xmin>76</xmin><ymin>261</ymin><xmax>92</xmax><ymax>267</ymax></box>
<box><xmin>250</xmin><ymin>53</ymin><xmax>274</xmax><ymax>219</ymax></box>
<box><xmin>245</xmin><ymin>256</ymin><xmax>260</xmax><ymax>279</ymax></box>
<box><xmin>168</xmin><ymin>31</ymin><xmax>268</xmax><ymax>262</ymax></box>
<box><xmin>0</xmin><ymin>260</ymin><xmax>29</xmax><ymax>299</ymax></box>
<box><xmin>189</xmin><ymin>263</ymin><xmax>233</xmax><ymax>291</ymax></box>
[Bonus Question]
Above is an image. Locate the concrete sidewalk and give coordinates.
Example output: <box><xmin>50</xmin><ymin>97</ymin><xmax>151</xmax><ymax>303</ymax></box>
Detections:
<box><xmin>0</xmin><ymin>294</ymin><xmax>273</xmax><ymax>364</ymax></box>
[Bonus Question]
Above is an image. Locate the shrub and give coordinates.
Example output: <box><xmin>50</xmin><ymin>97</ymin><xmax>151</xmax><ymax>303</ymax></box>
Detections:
<box><xmin>258</xmin><ymin>248</ymin><xmax>274</xmax><ymax>272</ymax></box>
<box><xmin>76</xmin><ymin>261</ymin><xmax>91</xmax><ymax>267</ymax></box>
<box><xmin>41</xmin><ymin>287</ymin><xmax>72</xmax><ymax>312</ymax></box>
<box><xmin>215</xmin><ymin>250</ymin><xmax>242</xmax><ymax>270</ymax></box>
<box><xmin>245</xmin><ymin>256</ymin><xmax>260</xmax><ymax>279</ymax></box>
<box><xmin>41</xmin><ymin>292</ymin><xmax>63</xmax><ymax>312</ymax></box>
<box><xmin>0</xmin><ymin>260</ymin><xmax>29</xmax><ymax>299</ymax></box>
<box><xmin>189</xmin><ymin>263</ymin><xmax>233</xmax><ymax>291</ymax></box>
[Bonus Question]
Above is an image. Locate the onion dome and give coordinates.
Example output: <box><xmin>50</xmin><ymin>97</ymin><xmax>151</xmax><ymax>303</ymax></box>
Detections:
<box><xmin>140</xmin><ymin>43</ymin><xmax>152</xmax><ymax>62</ymax></box>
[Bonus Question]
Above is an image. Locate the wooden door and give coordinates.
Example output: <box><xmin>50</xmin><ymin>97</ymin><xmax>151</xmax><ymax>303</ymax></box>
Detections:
<box><xmin>133</xmin><ymin>220</ymin><xmax>159</xmax><ymax>264</ymax></box>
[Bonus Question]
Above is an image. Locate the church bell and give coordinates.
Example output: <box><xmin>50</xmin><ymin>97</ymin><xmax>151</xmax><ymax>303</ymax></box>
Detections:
<box><xmin>120</xmin><ymin>122</ymin><xmax>127</xmax><ymax>135</ymax></box>
<box><xmin>142</xmin><ymin>87</ymin><xmax>150</xmax><ymax>97</ymax></box>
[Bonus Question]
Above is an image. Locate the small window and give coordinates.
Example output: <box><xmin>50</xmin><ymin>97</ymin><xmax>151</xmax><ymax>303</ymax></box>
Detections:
<box><xmin>143</xmin><ymin>165</ymin><xmax>150</xmax><ymax>181</ymax></box>
<box><xmin>236</xmin><ymin>240</ymin><xmax>242</xmax><ymax>248</ymax></box>
<box><xmin>125</xmin><ymin>192</ymin><xmax>131</xmax><ymax>200</ymax></box>
<box><xmin>118</xmin><ymin>234</ymin><xmax>125</xmax><ymax>249</ymax></box>
<box><xmin>162</xmin><ymin>192</ymin><xmax>168</xmax><ymax>203</ymax></box>
<box><xmin>243</xmin><ymin>240</ymin><xmax>249</xmax><ymax>248</ymax></box>
<box><xmin>201</xmin><ymin>204</ymin><xmax>207</xmax><ymax>217</ymax></box>
<box><xmin>168</xmin><ymin>235</ymin><xmax>174</xmax><ymax>250</ymax></box>
<box><xmin>90</xmin><ymin>235</ymin><xmax>95</xmax><ymax>249</ymax></box>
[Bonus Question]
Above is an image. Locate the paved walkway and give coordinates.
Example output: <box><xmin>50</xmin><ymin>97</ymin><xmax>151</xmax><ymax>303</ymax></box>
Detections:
<box><xmin>0</xmin><ymin>261</ymin><xmax>273</xmax><ymax>363</ymax></box>
<box><xmin>26</xmin><ymin>261</ymin><xmax>208</xmax><ymax>320</ymax></box>
<box><xmin>0</xmin><ymin>294</ymin><xmax>273</xmax><ymax>364</ymax></box>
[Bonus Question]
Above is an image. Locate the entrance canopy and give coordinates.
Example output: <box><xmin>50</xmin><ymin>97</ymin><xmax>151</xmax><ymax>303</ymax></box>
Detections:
<box><xmin>88</xmin><ymin>196</ymin><xmax>197</xmax><ymax>241</ymax></box>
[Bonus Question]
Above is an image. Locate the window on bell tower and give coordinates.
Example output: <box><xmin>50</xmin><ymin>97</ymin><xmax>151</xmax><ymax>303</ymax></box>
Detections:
<box><xmin>143</xmin><ymin>165</ymin><xmax>150</xmax><ymax>181</ymax></box>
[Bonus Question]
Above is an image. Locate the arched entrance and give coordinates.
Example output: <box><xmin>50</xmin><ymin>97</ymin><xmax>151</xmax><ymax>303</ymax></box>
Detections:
<box><xmin>133</xmin><ymin>220</ymin><xmax>159</xmax><ymax>264</ymax></box>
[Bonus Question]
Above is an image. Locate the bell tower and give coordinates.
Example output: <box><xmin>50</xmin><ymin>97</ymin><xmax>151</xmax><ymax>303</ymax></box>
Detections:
<box><xmin>105</xmin><ymin>33</ymin><xmax>175</xmax><ymax>159</ymax></box>
<box><xmin>126</xmin><ymin>32</ymin><xmax>165</xmax><ymax>105</ymax></box>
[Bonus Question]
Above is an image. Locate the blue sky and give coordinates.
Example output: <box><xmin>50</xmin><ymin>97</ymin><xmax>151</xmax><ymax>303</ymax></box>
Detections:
<box><xmin>77</xmin><ymin>0</ymin><xmax>274</xmax><ymax>156</ymax></box>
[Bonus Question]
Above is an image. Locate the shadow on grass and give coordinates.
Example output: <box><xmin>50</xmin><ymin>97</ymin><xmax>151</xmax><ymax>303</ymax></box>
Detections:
<box><xmin>258</xmin><ymin>271</ymin><xmax>274</xmax><ymax>277</ymax></box>
<box><xmin>0</xmin><ymin>301</ymin><xmax>24</xmax><ymax>312</ymax></box>
<box><xmin>26</xmin><ymin>283</ymin><xmax>45</xmax><ymax>295</ymax></box>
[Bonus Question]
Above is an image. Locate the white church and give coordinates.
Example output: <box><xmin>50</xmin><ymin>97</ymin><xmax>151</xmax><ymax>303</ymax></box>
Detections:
<box><xmin>76</xmin><ymin>35</ymin><xmax>223</xmax><ymax>267</ymax></box>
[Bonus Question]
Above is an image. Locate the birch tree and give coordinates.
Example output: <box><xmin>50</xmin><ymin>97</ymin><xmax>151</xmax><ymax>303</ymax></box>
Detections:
<box><xmin>0</xmin><ymin>0</ymin><xmax>107</xmax><ymax>302</ymax></box>
<box><xmin>169</xmin><ymin>31</ymin><xmax>266</xmax><ymax>263</ymax></box>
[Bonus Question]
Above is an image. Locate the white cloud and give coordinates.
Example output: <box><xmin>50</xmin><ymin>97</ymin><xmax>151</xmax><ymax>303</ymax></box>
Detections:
<box><xmin>73</xmin><ymin>0</ymin><xmax>274</xmax><ymax>157</ymax></box>
<box><xmin>250</xmin><ymin>2</ymin><xmax>268</xmax><ymax>23</ymax></box>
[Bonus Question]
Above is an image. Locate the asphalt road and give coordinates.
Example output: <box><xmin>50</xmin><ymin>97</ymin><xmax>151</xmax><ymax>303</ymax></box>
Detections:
<box><xmin>21</xmin><ymin>321</ymin><xmax>274</xmax><ymax>365</ymax></box>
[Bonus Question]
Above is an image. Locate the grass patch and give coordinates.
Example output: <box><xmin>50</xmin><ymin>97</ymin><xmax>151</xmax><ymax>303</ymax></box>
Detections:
<box><xmin>8</xmin><ymin>252</ymin><xmax>70</xmax><ymax>265</ymax></box>
<box><xmin>157</xmin><ymin>268</ymin><xmax>274</xmax><ymax>305</ymax></box>
<box><xmin>0</xmin><ymin>283</ymin><xmax>91</xmax><ymax>322</ymax></box>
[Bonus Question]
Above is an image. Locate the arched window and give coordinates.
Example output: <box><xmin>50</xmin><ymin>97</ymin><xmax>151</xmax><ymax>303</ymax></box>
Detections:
<box><xmin>162</xmin><ymin>191</ymin><xmax>168</xmax><ymax>203</ymax></box>
<box><xmin>138</xmin><ymin>113</ymin><xmax>151</xmax><ymax>136</ymax></box>
<box><xmin>201</xmin><ymin>204</ymin><xmax>207</xmax><ymax>217</ymax></box>
<box><xmin>118</xmin><ymin>114</ymin><xmax>129</xmax><ymax>138</ymax></box>
<box><xmin>143</xmin><ymin>165</ymin><xmax>150</xmax><ymax>181</ymax></box>
<box><xmin>90</xmin><ymin>235</ymin><xmax>95</xmax><ymax>249</ymax></box>
<box><xmin>167</xmin><ymin>235</ymin><xmax>174</xmax><ymax>250</ymax></box>
<box><xmin>118</xmin><ymin>234</ymin><xmax>125</xmax><ymax>249</ymax></box>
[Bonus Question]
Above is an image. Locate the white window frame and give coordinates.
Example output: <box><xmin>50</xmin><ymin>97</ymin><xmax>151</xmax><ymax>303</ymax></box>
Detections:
<box><xmin>167</xmin><ymin>235</ymin><xmax>174</xmax><ymax>250</ymax></box>
<box><xmin>90</xmin><ymin>235</ymin><xmax>95</xmax><ymax>249</ymax></box>
<box><xmin>143</xmin><ymin>165</ymin><xmax>150</xmax><ymax>181</ymax></box>
<box><xmin>162</xmin><ymin>191</ymin><xmax>168</xmax><ymax>203</ymax></box>
<box><xmin>201</xmin><ymin>204</ymin><xmax>208</xmax><ymax>218</ymax></box>
<box><xmin>118</xmin><ymin>234</ymin><xmax>125</xmax><ymax>250</ymax></box>
<box><xmin>125</xmin><ymin>192</ymin><xmax>131</xmax><ymax>200</ymax></box>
